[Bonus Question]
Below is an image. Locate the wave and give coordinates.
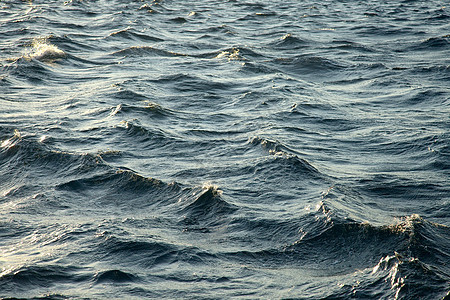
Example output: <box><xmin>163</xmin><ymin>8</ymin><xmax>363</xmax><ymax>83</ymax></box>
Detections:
<box><xmin>0</xmin><ymin>265</ymin><xmax>89</xmax><ymax>291</ymax></box>
<box><xmin>249</xmin><ymin>136</ymin><xmax>302</xmax><ymax>156</ymax></box>
<box><xmin>178</xmin><ymin>184</ymin><xmax>237</xmax><ymax>227</ymax></box>
<box><xmin>95</xmin><ymin>234</ymin><xmax>218</xmax><ymax>270</ymax></box>
<box><xmin>411</xmin><ymin>35</ymin><xmax>450</xmax><ymax>51</ymax></box>
<box><xmin>55</xmin><ymin>168</ymin><xmax>186</xmax><ymax>213</ymax></box>
<box><xmin>2</xmin><ymin>57</ymin><xmax>58</xmax><ymax>84</ymax></box>
<box><xmin>186</xmin><ymin>24</ymin><xmax>236</xmax><ymax>36</ymax></box>
<box><xmin>205</xmin><ymin>46</ymin><xmax>266</xmax><ymax>60</ymax></box>
<box><xmin>0</xmin><ymin>131</ymin><xmax>108</xmax><ymax>183</ymax></box>
<box><xmin>108</xmin><ymin>102</ymin><xmax>173</xmax><ymax>119</ymax></box>
<box><xmin>248</xmin><ymin>136</ymin><xmax>321</xmax><ymax>175</ymax></box>
<box><xmin>221</xmin><ymin>205</ymin><xmax>450</xmax><ymax>299</ymax></box>
<box><xmin>0</xmin><ymin>130</ymin><xmax>174</xmax><ymax>204</ymax></box>
<box><xmin>146</xmin><ymin>73</ymin><xmax>236</xmax><ymax>94</ymax></box>
<box><xmin>329</xmin><ymin>40</ymin><xmax>376</xmax><ymax>53</ymax></box>
<box><xmin>237</xmin><ymin>11</ymin><xmax>278</xmax><ymax>22</ymax></box>
<box><xmin>351</xmin><ymin>24</ymin><xmax>416</xmax><ymax>36</ymax></box>
<box><xmin>0</xmin><ymin>130</ymin><xmax>234</xmax><ymax>211</ymax></box>
<box><xmin>1</xmin><ymin>38</ymin><xmax>112</xmax><ymax>87</ymax></box>
<box><xmin>28</xmin><ymin>43</ymin><xmax>66</xmax><ymax>62</ymax></box>
<box><xmin>267</xmin><ymin>54</ymin><xmax>348</xmax><ymax>79</ymax></box>
<box><xmin>107</xmin><ymin>27</ymin><xmax>164</xmax><ymax>42</ymax></box>
<box><xmin>113</xmin><ymin>119</ymin><xmax>177</xmax><ymax>148</ymax></box>
<box><xmin>0</xmin><ymin>129</ymin><xmax>239</xmax><ymax>235</ymax></box>
<box><xmin>238</xmin><ymin>61</ymin><xmax>279</xmax><ymax>75</ymax></box>
<box><xmin>111</xmin><ymin>46</ymin><xmax>186</xmax><ymax>58</ymax></box>
<box><xmin>93</xmin><ymin>269</ymin><xmax>138</xmax><ymax>284</ymax></box>
<box><xmin>268</xmin><ymin>33</ymin><xmax>310</xmax><ymax>50</ymax></box>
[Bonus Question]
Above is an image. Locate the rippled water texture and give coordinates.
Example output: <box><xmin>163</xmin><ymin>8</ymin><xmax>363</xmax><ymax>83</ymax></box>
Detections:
<box><xmin>1</xmin><ymin>0</ymin><xmax>449</xmax><ymax>299</ymax></box>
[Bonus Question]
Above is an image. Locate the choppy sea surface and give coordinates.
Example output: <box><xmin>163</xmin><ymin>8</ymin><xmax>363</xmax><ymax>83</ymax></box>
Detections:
<box><xmin>1</xmin><ymin>0</ymin><xmax>449</xmax><ymax>299</ymax></box>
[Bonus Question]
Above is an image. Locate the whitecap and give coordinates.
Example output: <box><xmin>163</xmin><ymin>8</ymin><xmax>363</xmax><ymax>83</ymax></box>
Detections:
<box><xmin>27</xmin><ymin>40</ymin><xmax>66</xmax><ymax>61</ymax></box>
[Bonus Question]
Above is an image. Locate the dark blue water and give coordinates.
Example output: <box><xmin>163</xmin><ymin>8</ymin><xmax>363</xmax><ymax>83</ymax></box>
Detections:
<box><xmin>1</xmin><ymin>0</ymin><xmax>449</xmax><ymax>299</ymax></box>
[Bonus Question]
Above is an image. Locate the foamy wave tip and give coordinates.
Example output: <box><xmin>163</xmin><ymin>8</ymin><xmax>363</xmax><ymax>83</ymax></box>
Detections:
<box><xmin>27</xmin><ymin>39</ymin><xmax>66</xmax><ymax>61</ymax></box>
<box><xmin>201</xmin><ymin>182</ymin><xmax>223</xmax><ymax>196</ymax></box>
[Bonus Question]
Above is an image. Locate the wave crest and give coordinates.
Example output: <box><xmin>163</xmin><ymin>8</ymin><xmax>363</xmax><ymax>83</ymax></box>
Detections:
<box><xmin>27</xmin><ymin>39</ymin><xmax>66</xmax><ymax>62</ymax></box>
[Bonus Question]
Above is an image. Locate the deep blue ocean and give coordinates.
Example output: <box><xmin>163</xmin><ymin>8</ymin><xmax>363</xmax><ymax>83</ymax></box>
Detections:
<box><xmin>1</xmin><ymin>0</ymin><xmax>449</xmax><ymax>299</ymax></box>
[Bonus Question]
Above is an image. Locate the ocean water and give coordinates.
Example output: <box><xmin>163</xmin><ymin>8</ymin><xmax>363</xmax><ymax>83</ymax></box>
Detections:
<box><xmin>0</xmin><ymin>0</ymin><xmax>449</xmax><ymax>299</ymax></box>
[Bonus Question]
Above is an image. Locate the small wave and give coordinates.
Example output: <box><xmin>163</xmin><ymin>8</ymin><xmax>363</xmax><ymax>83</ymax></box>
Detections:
<box><xmin>93</xmin><ymin>269</ymin><xmax>138</xmax><ymax>284</ymax></box>
<box><xmin>198</xmin><ymin>46</ymin><xmax>266</xmax><ymax>60</ymax></box>
<box><xmin>214</xmin><ymin>48</ymin><xmax>242</xmax><ymax>61</ymax></box>
<box><xmin>407</xmin><ymin>35</ymin><xmax>450</xmax><ymax>51</ymax></box>
<box><xmin>147</xmin><ymin>73</ymin><xmax>235</xmax><ymax>93</ymax></box>
<box><xmin>370</xmin><ymin>251</ymin><xmax>449</xmax><ymax>300</ymax></box>
<box><xmin>169</xmin><ymin>17</ymin><xmax>187</xmax><ymax>24</ymax></box>
<box><xmin>351</xmin><ymin>24</ymin><xmax>414</xmax><ymax>36</ymax></box>
<box><xmin>427</xmin><ymin>11</ymin><xmax>450</xmax><ymax>21</ymax></box>
<box><xmin>96</xmin><ymin>235</ymin><xmax>216</xmax><ymax>269</ymax></box>
<box><xmin>248</xmin><ymin>136</ymin><xmax>320</xmax><ymax>176</ymax></box>
<box><xmin>107</xmin><ymin>27</ymin><xmax>164</xmax><ymax>42</ymax></box>
<box><xmin>224</xmin><ymin>216</ymin><xmax>310</xmax><ymax>251</ymax></box>
<box><xmin>138</xmin><ymin>3</ymin><xmax>161</xmax><ymax>13</ymax></box>
<box><xmin>110</xmin><ymin>88</ymin><xmax>149</xmax><ymax>101</ymax></box>
<box><xmin>222</xmin><ymin>208</ymin><xmax>449</xmax><ymax>287</ymax></box>
<box><xmin>26</xmin><ymin>39</ymin><xmax>66</xmax><ymax>62</ymax></box>
<box><xmin>0</xmin><ymin>129</ymin><xmax>22</xmax><ymax>151</ymax></box>
<box><xmin>268</xmin><ymin>54</ymin><xmax>347</xmax><ymax>78</ymax></box>
<box><xmin>249</xmin><ymin>136</ymin><xmax>293</xmax><ymax>155</ymax></box>
<box><xmin>111</xmin><ymin>46</ymin><xmax>186</xmax><ymax>58</ymax></box>
<box><xmin>178</xmin><ymin>184</ymin><xmax>237</xmax><ymax>226</ymax></box>
<box><xmin>56</xmin><ymin>168</ymin><xmax>182</xmax><ymax>209</ymax></box>
<box><xmin>0</xmin><ymin>131</ymin><xmax>108</xmax><ymax>182</ymax></box>
<box><xmin>400</xmin><ymin>88</ymin><xmax>448</xmax><ymax>106</ymax></box>
<box><xmin>44</xmin><ymin>35</ymin><xmax>99</xmax><ymax>53</ymax></box>
<box><xmin>409</xmin><ymin>64</ymin><xmax>450</xmax><ymax>77</ymax></box>
<box><xmin>3</xmin><ymin>56</ymin><xmax>58</xmax><ymax>84</ymax></box>
<box><xmin>329</xmin><ymin>40</ymin><xmax>376</xmax><ymax>53</ymax></box>
<box><xmin>269</xmin><ymin>33</ymin><xmax>310</xmax><ymax>50</ymax></box>
<box><xmin>356</xmin><ymin>174</ymin><xmax>447</xmax><ymax>210</ymax></box>
<box><xmin>238</xmin><ymin>61</ymin><xmax>278</xmax><ymax>75</ymax></box>
<box><xmin>188</xmin><ymin>24</ymin><xmax>236</xmax><ymax>36</ymax></box>
<box><xmin>237</xmin><ymin>11</ymin><xmax>277</xmax><ymax>22</ymax></box>
<box><xmin>109</xmin><ymin>102</ymin><xmax>173</xmax><ymax>118</ymax></box>
<box><xmin>115</xmin><ymin>120</ymin><xmax>174</xmax><ymax>147</ymax></box>
<box><xmin>57</xmin><ymin>168</ymin><xmax>163</xmax><ymax>191</ymax></box>
<box><xmin>0</xmin><ymin>264</ymin><xmax>89</xmax><ymax>290</ymax></box>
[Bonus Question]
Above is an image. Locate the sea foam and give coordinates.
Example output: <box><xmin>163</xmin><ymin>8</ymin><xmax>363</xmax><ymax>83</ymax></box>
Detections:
<box><xmin>27</xmin><ymin>40</ymin><xmax>66</xmax><ymax>61</ymax></box>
